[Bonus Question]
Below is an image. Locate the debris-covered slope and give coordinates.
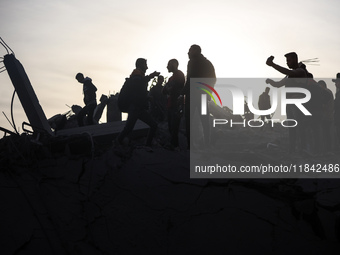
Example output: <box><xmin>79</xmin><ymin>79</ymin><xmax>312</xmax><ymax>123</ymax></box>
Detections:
<box><xmin>1</xmin><ymin>131</ymin><xmax>340</xmax><ymax>254</ymax></box>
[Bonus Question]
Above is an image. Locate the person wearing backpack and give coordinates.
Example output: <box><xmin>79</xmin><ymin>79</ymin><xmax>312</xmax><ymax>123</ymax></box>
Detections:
<box><xmin>116</xmin><ymin>58</ymin><xmax>159</xmax><ymax>148</ymax></box>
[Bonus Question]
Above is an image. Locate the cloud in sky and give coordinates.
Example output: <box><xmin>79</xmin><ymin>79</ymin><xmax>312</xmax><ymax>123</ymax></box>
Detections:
<box><xmin>0</xmin><ymin>0</ymin><xmax>340</xmax><ymax>130</ymax></box>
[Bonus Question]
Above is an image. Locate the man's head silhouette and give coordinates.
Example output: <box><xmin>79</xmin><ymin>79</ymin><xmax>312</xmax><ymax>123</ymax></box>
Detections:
<box><xmin>136</xmin><ymin>58</ymin><xmax>148</xmax><ymax>73</ymax></box>
<box><xmin>188</xmin><ymin>44</ymin><xmax>201</xmax><ymax>60</ymax></box>
<box><xmin>167</xmin><ymin>59</ymin><xmax>179</xmax><ymax>73</ymax></box>
<box><xmin>75</xmin><ymin>73</ymin><xmax>84</xmax><ymax>83</ymax></box>
<box><xmin>284</xmin><ymin>52</ymin><xmax>299</xmax><ymax>69</ymax></box>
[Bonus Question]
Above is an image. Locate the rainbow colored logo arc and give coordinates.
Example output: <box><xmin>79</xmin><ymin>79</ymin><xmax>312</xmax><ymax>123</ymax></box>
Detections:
<box><xmin>196</xmin><ymin>82</ymin><xmax>222</xmax><ymax>106</ymax></box>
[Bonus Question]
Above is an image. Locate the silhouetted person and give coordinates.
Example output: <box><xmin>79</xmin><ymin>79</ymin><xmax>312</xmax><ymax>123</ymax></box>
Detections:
<box><xmin>258</xmin><ymin>87</ymin><xmax>272</xmax><ymax>129</ymax></box>
<box><xmin>266</xmin><ymin>52</ymin><xmax>307</xmax><ymax>153</ymax></box>
<box><xmin>93</xmin><ymin>94</ymin><xmax>109</xmax><ymax>124</ymax></box>
<box><xmin>318</xmin><ymin>80</ymin><xmax>334</xmax><ymax>152</ymax></box>
<box><xmin>243</xmin><ymin>99</ymin><xmax>254</xmax><ymax>122</ymax></box>
<box><xmin>149</xmin><ymin>75</ymin><xmax>166</xmax><ymax>122</ymax></box>
<box><xmin>333</xmin><ymin>73</ymin><xmax>340</xmax><ymax>149</ymax></box>
<box><xmin>75</xmin><ymin>73</ymin><xmax>97</xmax><ymax>126</ymax></box>
<box><xmin>303</xmin><ymin>76</ymin><xmax>325</xmax><ymax>154</ymax></box>
<box><xmin>116</xmin><ymin>58</ymin><xmax>159</xmax><ymax>148</ymax></box>
<box><xmin>181</xmin><ymin>45</ymin><xmax>216</xmax><ymax>149</ymax></box>
<box><xmin>107</xmin><ymin>93</ymin><xmax>122</xmax><ymax>122</ymax></box>
<box><xmin>162</xmin><ymin>59</ymin><xmax>185</xmax><ymax>150</ymax></box>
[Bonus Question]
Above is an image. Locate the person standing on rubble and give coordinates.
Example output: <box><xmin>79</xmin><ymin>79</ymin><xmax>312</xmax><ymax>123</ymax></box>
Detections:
<box><xmin>258</xmin><ymin>87</ymin><xmax>273</xmax><ymax>130</ymax></box>
<box><xmin>333</xmin><ymin>73</ymin><xmax>340</xmax><ymax>149</ymax></box>
<box><xmin>75</xmin><ymin>72</ymin><xmax>97</xmax><ymax>126</ymax></box>
<box><xmin>265</xmin><ymin>52</ymin><xmax>307</xmax><ymax>153</ymax></box>
<box><xmin>181</xmin><ymin>44</ymin><xmax>216</xmax><ymax>149</ymax></box>
<box><xmin>163</xmin><ymin>59</ymin><xmax>185</xmax><ymax>150</ymax></box>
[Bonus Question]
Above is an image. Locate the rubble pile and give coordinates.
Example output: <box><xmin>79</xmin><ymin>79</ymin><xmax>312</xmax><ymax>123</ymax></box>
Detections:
<box><xmin>0</xmin><ymin>131</ymin><xmax>340</xmax><ymax>254</ymax></box>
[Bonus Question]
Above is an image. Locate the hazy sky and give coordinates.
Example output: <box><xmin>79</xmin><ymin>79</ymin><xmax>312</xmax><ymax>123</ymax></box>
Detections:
<box><xmin>1</xmin><ymin>0</ymin><xmax>340</xmax><ymax>131</ymax></box>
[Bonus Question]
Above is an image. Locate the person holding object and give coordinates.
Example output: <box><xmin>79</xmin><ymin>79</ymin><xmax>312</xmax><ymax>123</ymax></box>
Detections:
<box><xmin>265</xmin><ymin>52</ymin><xmax>307</xmax><ymax>153</ymax></box>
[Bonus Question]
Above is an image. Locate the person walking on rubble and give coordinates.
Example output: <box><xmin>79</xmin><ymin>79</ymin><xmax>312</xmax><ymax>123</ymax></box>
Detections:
<box><xmin>116</xmin><ymin>58</ymin><xmax>159</xmax><ymax>149</ymax></box>
<box><xmin>75</xmin><ymin>73</ymin><xmax>97</xmax><ymax>127</ymax></box>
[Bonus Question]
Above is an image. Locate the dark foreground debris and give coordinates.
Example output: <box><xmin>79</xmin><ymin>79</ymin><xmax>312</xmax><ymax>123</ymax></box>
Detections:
<box><xmin>0</xmin><ymin>133</ymin><xmax>340</xmax><ymax>255</ymax></box>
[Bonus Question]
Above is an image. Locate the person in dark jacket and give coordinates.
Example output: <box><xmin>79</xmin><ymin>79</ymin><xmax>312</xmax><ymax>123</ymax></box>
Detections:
<box><xmin>116</xmin><ymin>58</ymin><xmax>159</xmax><ymax>148</ymax></box>
<box><xmin>75</xmin><ymin>73</ymin><xmax>97</xmax><ymax>126</ymax></box>
<box><xmin>181</xmin><ymin>45</ymin><xmax>216</xmax><ymax>149</ymax></box>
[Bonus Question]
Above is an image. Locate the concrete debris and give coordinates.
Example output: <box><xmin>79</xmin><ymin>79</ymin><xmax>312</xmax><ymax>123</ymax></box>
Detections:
<box><xmin>0</xmin><ymin>133</ymin><xmax>340</xmax><ymax>254</ymax></box>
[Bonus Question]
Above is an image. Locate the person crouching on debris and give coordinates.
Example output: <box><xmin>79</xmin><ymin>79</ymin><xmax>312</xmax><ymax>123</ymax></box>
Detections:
<box><xmin>75</xmin><ymin>73</ymin><xmax>97</xmax><ymax>126</ymax></box>
<box><xmin>116</xmin><ymin>58</ymin><xmax>159</xmax><ymax>149</ymax></box>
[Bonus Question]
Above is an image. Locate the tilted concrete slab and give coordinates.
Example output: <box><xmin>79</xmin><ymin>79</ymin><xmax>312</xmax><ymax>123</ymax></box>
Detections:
<box><xmin>4</xmin><ymin>54</ymin><xmax>54</xmax><ymax>135</ymax></box>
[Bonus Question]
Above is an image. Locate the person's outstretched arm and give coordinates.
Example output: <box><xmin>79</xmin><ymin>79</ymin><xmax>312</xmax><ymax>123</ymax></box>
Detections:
<box><xmin>266</xmin><ymin>56</ymin><xmax>304</xmax><ymax>77</ymax></box>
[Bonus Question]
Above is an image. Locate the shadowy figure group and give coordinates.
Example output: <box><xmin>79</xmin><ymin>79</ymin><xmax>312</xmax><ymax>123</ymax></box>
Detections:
<box><xmin>266</xmin><ymin>52</ymin><xmax>340</xmax><ymax>154</ymax></box>
<box><xmin>74</xmin><ymin>47</ymin><xmax>340</xmax><ymax>154</ymax></box>
<box><xmin>266</xmin><ymin>52</ymin><xmax>308</xmax><ymax>153</ymax></box>
<box><xmin>113</xmin><ymin>44</ymin><xmax>215</xmax><ymax>150</ymax></box>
